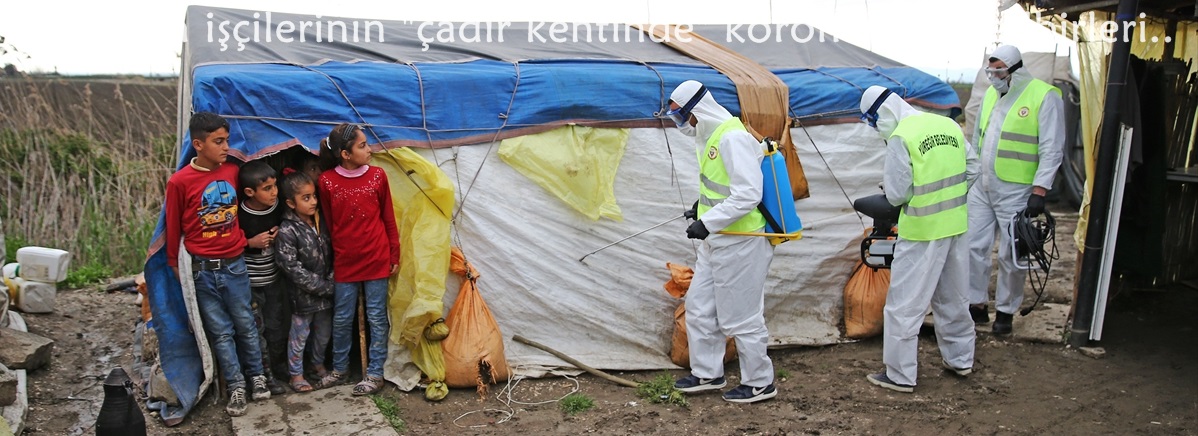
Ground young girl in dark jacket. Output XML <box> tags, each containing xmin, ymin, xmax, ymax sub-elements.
<box><xmin>274</xmin><ymin>168</ymin><xmax>334</xmax><ymax>392</ymax></box>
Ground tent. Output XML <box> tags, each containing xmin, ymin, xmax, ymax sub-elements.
<box><xmin>146</xmin><ymin>5</ymin><xmax>961</xmax><ymax>423</ymax></box>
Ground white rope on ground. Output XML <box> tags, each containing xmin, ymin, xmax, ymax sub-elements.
<box><xmin>450</xmin><ymin>366</ymin><xmax>581</xmax><ymax>429</ymax></box>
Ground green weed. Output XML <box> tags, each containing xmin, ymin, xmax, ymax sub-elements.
<box><xmin>635</xmin><ymin>373</ymin><xmax>687</xmax><ymax>408</ymax></box>
<box><xmin>559</xmin><ymin>392</ymin><xmax>595</xmax><ymax>416</ymax></box>
<box><xmin>64</xmin><ymin>263</ymin><xmax>112</xmax><ymax>289</ymax></box>
<box><xmin>776</xmin><ymin>368</ymin><xmax>791</xmax><ymax>380</ymax></box>
<box><xmin>370</xmin><ymin>394</ymin><xmax>407</xmax><ymax>433</ymax></box>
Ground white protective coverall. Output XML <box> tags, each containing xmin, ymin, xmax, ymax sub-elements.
<box><xmin>861</xmin><ymin>86</ymin><xmax>978</xmax><ymax>386</ymax></box>
<box><xmin>673</xmin><ymin>80</ymin><xmax>775</xmax><ymax>388</ymax></box>
<box><xmin>967</xmin><ymin>46</ymin><xmax>1065</xmax><ymax>315</ymax></box>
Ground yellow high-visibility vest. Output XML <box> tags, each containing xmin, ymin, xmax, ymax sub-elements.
<box><xmin>696</xmin><ymin>118</ymin><xmax>766</xmax><ymax>233</ymax></box>
<box><xmin>890</xmin><ymin>113</ymin><xmax>968</xmax><ymax>241</ymax></box>
<box><xmin>979</xmin><ymin>79</ymin><xmax>1060</xmax><ymax>184</ymax></box>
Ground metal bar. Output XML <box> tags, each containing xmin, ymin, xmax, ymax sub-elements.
<box><xmin>578</xmin><ymin>214</ymin><xmax>684</xmax><ymax>263</ymax></box>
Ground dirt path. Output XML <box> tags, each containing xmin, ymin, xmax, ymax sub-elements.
<box><xmin>14</xmin><ymin>204</ymin><xmax>1198</xmax><ymax>435</ymax></box>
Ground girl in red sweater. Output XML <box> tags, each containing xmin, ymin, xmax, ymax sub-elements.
<box><xmin>314</xmin><ymin>123</ymin><xmax>399</xmax><ymax>396</ymax></box>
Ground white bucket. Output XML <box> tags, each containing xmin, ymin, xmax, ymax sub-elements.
<box><xmin>16</xmin><ymin>247</ymin><xmax>71</xmax><ymax>283</ymax></box>
<box><xmin>8</xmin><ymin>277</ymin><xmax>55</xmax><ymax>313</ymax></box>
<box><xmin>2</xmin><ymin>263</ymin><xmax>17</xmax><ymax>279</ymax></box>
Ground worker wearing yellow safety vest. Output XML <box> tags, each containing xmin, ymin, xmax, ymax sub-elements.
<box><xmin>665</xmin><ymin>80</ymin><xmax>776</xmax><ymax>404</ymax></box>
<box><xmin>967</xmin><ymin>45</ymin><xmax>1065</xmax><ymax>335</ymax></box>
<box><xmin>858</xmin><ymin>86</ymin><xmax>980</xmax><ymax>394</ymax></box>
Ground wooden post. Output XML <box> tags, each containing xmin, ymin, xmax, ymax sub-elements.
<box><xmin>513</xmin><ymin>335</ymin><xmax>639</xmax><ymax>388</ymax></box>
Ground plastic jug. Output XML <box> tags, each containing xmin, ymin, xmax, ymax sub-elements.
<box><xmin>16</xmin><ymin>247</ymin><xmax>71</xmax><ymax>283</ymax></box>
<box><xmin>8</xmin><ymin>277</ymin><xmax>56</xmax><ymax>313</ymax></box>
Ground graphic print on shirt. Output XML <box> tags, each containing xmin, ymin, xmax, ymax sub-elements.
<box><xmin>198</xmin><ymin>180</ymin><xmax>238</xmax><ymax>238</ymax></box>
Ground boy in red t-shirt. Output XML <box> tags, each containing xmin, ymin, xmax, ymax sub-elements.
<box><xmin>164</xmin><ymin>112</ymin><xmax>270</xmax><ymax>416</ymax></box>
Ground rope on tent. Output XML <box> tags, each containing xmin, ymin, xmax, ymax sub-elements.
<box><xmin>292</xmin><ymin>63</ymin><xmax>449</xmax><ymax>220</ymax></box>
<box><xmin>638</xmin><ymin>61</ymin><xmax>692</xmax><ymax>223</ymax></box>
<box><xmin>864</xmin><ymin>67</ymin><xmax>910</xmax><ymax>97</ymax></box>
<box><xmin>791</xmin><ymin>111</ymin><xmax>866</xmax><ymax>230</ymax></box>
<box><xmin>450</xmin><ymin>61</ymin><xmax>523</xmax><ymax>232</ymax></box>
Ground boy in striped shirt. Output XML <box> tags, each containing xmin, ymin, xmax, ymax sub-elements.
<box><xmin>238</xmin><ymin>160</ymin><xmax>289</xmax><ymax>395</ymax></box>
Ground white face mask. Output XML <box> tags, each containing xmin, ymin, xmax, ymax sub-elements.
<box><xmin>678</xmin><ymin>122</ymin><xmax>696</xmax><ymax>137</ymax></box>
<box><xmin>990</xmin><ymin>75</ymin><xmax>1010</xmax><ymax>94</ymax></box>
<box><xmin>876</xmin><ymin>117</ymin><xmax>899</xmax><ymax>138</ymax></box>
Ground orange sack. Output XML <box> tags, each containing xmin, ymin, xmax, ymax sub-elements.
<box><xmin>443</xmin><ymin>247</ymin><xmax>511</xmax><ymax>395</ymax></box>
<box><xmin>843</xmin><ymin>259</ymin><xmax>890</xmax><ymax>339</ymax></box>
<box><xmin>664</xmin><ymin>262</ymin><xmax>736</xmax><ymax>367</ymax></box>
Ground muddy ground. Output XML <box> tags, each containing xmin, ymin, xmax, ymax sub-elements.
<box><xmin>15</xmin><ymin>203</ymin><xmax>1198</xmax><ymax>435</ymax></box>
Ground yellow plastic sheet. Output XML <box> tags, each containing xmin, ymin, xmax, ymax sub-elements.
<box><xmin>498</xmin><ymin>125</ymin><xmax>627</xmax><ymax>221</ymax></box>
<box><xmin>374</xmin><ymin>147</ymin><xmax>454</xmax><ymax>389</ymax></box>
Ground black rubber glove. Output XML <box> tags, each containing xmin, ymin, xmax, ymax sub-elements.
<box><xmin>684</xmin><ymin>200</ymin><xmax>698</xmax><ymax>220</ymax></box>
<box><xmin>1025</xmin><ymin>193</ymin><xmax>1046</xmax><ymax>217</ymax></box>
<box><xmin>686</xmin><ymin>220</ymin><xmax>710</xmax><ymax>240</ymax></box>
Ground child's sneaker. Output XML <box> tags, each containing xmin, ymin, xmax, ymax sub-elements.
<box><xmin>226</xmin><ymin>387</ymin><xmax>248</xmax><ymax>416</ymax></box>
<box><xmin>673</xmin><ymin>375</ymin><xmax>726</xmax><ymax>393</ymax></box>
<box><xmin>251</xmin><ymin>375</ymin><xmax>272</xmax><ymax>401</ymax></box>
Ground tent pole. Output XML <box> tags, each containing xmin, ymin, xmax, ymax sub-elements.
<box><xmin>1070</xmin><ymin>0</ymin><xmax>1139</xmax><ymax>348</ymax></box>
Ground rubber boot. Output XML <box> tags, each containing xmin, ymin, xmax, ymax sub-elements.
<box><xmin>992</xmin><ymin>311</ymin><xmax>1014</xmax><ymax>335</ymax></box>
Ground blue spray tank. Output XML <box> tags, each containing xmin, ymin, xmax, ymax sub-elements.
<box><xmin>719</xmin><ymin>137</ymin><xmax>803</xmax><ymax>245</ymax></box>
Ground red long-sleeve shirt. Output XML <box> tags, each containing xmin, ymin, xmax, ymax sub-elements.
<box><xmin>318</xmin><ymin>166</ymin><xmax>400</xmax><ymax>282</ymax></box>
<box><xmin>165</xmin><ymin>162</ymin><xmax>247</xmax><ymax>267</ymax></box>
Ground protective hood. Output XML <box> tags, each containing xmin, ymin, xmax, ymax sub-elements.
<box><xmin>989</xmin><ymin>45</ymin><xmax>1033</xmax><ymax>95</ymax></box>
<box><xmin>670</xmin><ymin>80</ymin><xmax>734</xmax><ymax>142</ymax></box>
<box><xmin>859</xmin><ymin>85</ymin><xmax>920</xmax><ymax>138</ymax></box>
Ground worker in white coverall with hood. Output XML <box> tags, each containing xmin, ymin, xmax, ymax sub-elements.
<box><xmin>859</xmin><ymin>85</ymin><xmax>978</xmax><ymax>393</ymax></box>
<box><xmin>968</xmin><ymin>45</ymin><xmax>1065</xmax><ymax>335</ymax></box>
<box><xmin>667</xmin><ymin>80</ymin><xmax>777</xmax><ymax>404</ymax></box>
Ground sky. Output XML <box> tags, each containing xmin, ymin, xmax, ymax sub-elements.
<box><xmin>0</xmin><ymin>0</ymin><xmax>1075</xmax><ymax>81</ymax></box>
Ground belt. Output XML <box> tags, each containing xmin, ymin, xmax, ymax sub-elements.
<box><xmin>192</xmin><ymin>256</ymin><xmax>241</xmax><ymax>271</ymax></box>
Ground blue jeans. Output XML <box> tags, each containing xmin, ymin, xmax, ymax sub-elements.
<box><xmin>192</xmin><ymin>256</ymin><xmax>264</xmax><ymax>390</ymax></box>
<box><xmin>331</xmin><ymin>279</ymin><xmax>390</xmax><ymax>378</ymax></box>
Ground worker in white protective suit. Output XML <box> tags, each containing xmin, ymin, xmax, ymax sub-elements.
<box><xmin>667</xmin><ymin>80</ymin><xmax>777</xmax><ymax>404</ymax></box>
<box><xmin>968</xmin><ymin>45</ymin><xmax>1065</xmax><ymax>335</ymax></box>
<box><xmin>859</xmin><ymin>85</ymin><xmax>979</xmax><ymax>393</ymax></box>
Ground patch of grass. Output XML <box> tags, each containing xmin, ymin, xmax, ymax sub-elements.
<box><xmin>370</xmin><ymin>394</ymin><xmax>407</xmax><ymax>433</ymax></box>
<box><xmin>559</xmin><ymin>392</ymin><xmax>595</xmax><ymax>416</ymax></box>
<box><xmin>63</xmin><ymin>263</ymin><xmax>112</xmax><ymax>289</ymax></box>
<box><xmin>4</xmin><ymin>234</ymin><xmax>26</xmax><ymax>264</ymax></box>
<box><xmin>775</xmin><ymin>368</ymin><xmax>791</xmax><ymax>380</ymax></box>
<box><xmin>635</xmin><ymin>372</ymin><xmax>687</xmax><ymax>408</ymax></box>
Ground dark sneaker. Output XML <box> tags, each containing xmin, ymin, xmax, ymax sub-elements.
<box><xmin>866</xmin><ymin>372</ymin><xmax>914</xmax><ymax>393</ymax></box>
<box><xmin>226</xmin><ymin>387</ymin><xmax>248</xmax><ymax>416</ymax></box>
<box><xmin>251</xmin><ymin>375</ymin><xmax>272</xmax><ymax>401</ymax></box>
<box><xmin>941</xmin><ymin>358</ymin><xmax>972</xmax><ymax>377</ymax></box>
<box><xmin>267</xmin><ymin>377</ymin><xmax>287</xmax><ymax>396</ymax></box>
<box><xmin>969</xmin><ymin>304</ymin><xmax>990</xmax><ymax>324</ymax></box>
<box><xmin>674</xmin><ymin>375</ymin><xmax>726</xmax><ymax>393</ymax></box>
<box><xmin>722</xmin><ymin>384</ymin><xmax>777</xmax><ymax>403</ymax></box>
<box><xmin>992</xmin><ymin>311</ymin><xmax>1013</xmax><ymax>335</ymax></box>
